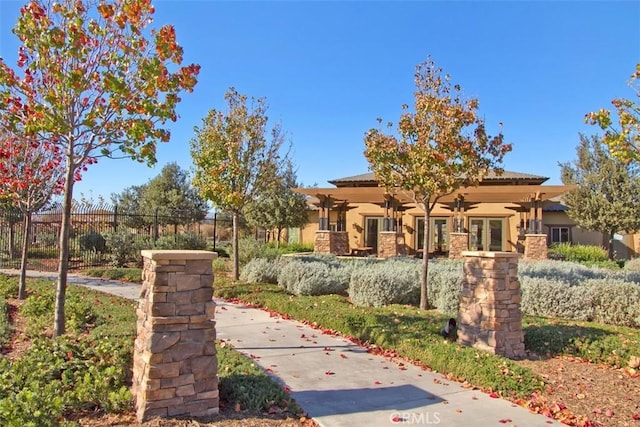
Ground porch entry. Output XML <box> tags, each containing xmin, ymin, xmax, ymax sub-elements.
<box><xmin>364</xmin><ymin>216</ymin><xmax>382</xmax><ymax>254</ymax></box>
<box><xmin>415</xmin><ymin>217</ymin><xmax>449</xmax><ymax>253</ymax></box>
<box><xmin>469</xmin><ymin>218</ymin><xmax>505</xmax><ymax>251</ymax></box>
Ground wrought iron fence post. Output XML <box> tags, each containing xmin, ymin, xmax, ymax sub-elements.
<box><xmin>154</xmin><ymin>208</ymin><xmax>159</xmax><ymax>241</ymax></box>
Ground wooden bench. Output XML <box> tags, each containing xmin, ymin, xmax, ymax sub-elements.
<box><xmin>351</xmin><ymin>246</ymin><xmax>373</xmax><ymax>257</ymax></box>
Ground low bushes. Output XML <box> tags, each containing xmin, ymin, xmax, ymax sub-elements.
<box><xmin>548</xmin><ymin>243</ymin><xmax>608</xmax><ymax>263</ymax></box>
<box><xmin>519</xmin><ymin>261</ymin><xmax>640</xmax><ymax>327</ymax></box>
<box><xmin>240</xmin><ymin>254</ymin><xmax>640</xmax><ymax>327</ymax></box>
<box><xmin>277</xmin><ymin>256</ymin><xmax>351</xmax><ymax>296</ymax></box>
<box><xmin>349</xmin><ymin>258</ymin><xmax>420</xmax><ymax>307</ymax></box>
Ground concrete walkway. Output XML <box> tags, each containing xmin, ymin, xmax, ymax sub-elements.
<box><xmin>1</xmin><ymin>269</ymin><xmax>559</xmax><ymax>427</ymax></box>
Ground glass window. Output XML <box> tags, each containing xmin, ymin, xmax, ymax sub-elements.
<box><xmin>550</xmin><ymin>227</ymin><xmax>570</xmax><ymax>243</ymax></box>
<box><xmin>415</xmin><ymin>217</ymin><xmax>449</xmax><ymax>252</ymax></box>
<box><xmin>469</xmin><ymin>218</ymin><xmax>505</xmax><ymax>251</ymax></box>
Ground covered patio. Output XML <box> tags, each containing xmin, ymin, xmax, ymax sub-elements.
<box><xmin>294</xmin><ymin>184</ymin><xmax>573</xmax><ymax>260</ymax></box>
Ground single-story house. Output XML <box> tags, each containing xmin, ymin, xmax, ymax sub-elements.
<box><xmin>290</xmin><ymin>171</ymin><xmax>638</xmax><ymax>260</ymax></box>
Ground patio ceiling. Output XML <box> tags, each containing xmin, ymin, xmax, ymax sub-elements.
<box><xmin>294</xmin><ymin>185</ymin><xmax>575</xmax><ymax>205</ymax></box>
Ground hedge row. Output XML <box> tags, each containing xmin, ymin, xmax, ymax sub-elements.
<box><xmin>240</xmin><ymin>255</ymin><xmax>640</xmax><ymax>327</ymax></box>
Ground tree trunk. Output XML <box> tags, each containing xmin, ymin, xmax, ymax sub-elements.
<box><xmin>276</xmin><ymin>227</ymin><xmax>282</xmax><ymax>249</ymax></box>
<box><xmin>232</xmin><ymin>211</ymin><xmax>239</xmax><ymax>280</ymax></box>
<box><xmin>420</xmin><ymin>205</ymin><xmax>430</xmax><ymax>310</ymax></box>
<box><xmin>54</xmin><ymin>160</ymin><xmax>75</xmax><ymax>337</ymax></box>
<box><xmin>18</xmin><ymin>211</ymin><xmax>32</xmax><ymax>300</ymax></box>
<box><xmin>607</xmin><ymin>231</ymin><xmax>615</xmax><ymax>260</ymax></box>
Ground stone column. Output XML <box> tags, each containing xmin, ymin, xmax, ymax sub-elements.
<box><xmin>378</xmin><ymin>231</ymin><xmax>400</xmax><ymax>258</ymax></box>
<box><xmin>523</xmin><ymin>234</ymin><xmax>548</xmax><ymax>260</ymax></box>
<box><xmin>133</xmin><ymin>250</ymin><xmax>219</xmax><ymax>422</ymax></box>
<box><xmin>457</xmin><ymin>251</ymin><xmax>525</xmax><ymax>359</ymax></box>
<box><xmin>314</xmin><ymin>231</ymin><xmax>348</xmax><ymax>255</ymax></box>
<box><xmin>314</xmin><ymin>230</ymin><xmax>331</xmax><ymax>254</ymax></box>
<box><xmin>448</xmin><ymin>232</ymin><xmax>469</xmax><ymax>259</ymax></box>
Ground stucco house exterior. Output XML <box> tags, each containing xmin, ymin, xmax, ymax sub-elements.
<box><xmin>290</xmin><ymin>171</ymin><xmax>638</xmax><ymax>260</ymax></box>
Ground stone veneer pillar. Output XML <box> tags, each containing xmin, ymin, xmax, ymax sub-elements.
<box><xmin>378</xmin><ymin>231</ymin><xmax>403</xmax><ymax>258</ymax></box>
<box><xmin>314</xmin><ymin>231</ymin><xmax>349</xmax><ymax>255</ymax></box>
<box><xmin>133</xmin><ymin>250</ymin><xmax>219</xmax><ymax>422</ymax></box>
<box><xmin>448</xmin><ymin>232</ymin><xmax>469</xmax><ymax>259</ymax></box>
<box><xmin>523</xmin><ymin>234</ymin><xmax>548</xmax><ymax>260</ymax></box>
<box><xmin>457</xmin><ymin>251</ymin><xmax>525</xmax><ymax>359</ymax></box>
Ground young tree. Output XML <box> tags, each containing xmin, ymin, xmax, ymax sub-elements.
<box><xmin>364</xmin><ymin>56</ymin><xmax>511</xmax><ymax>310</ymax></box>
<box><xmin>560</xmin><ymin>134</ymin><xmax>640</xmax><ymax>259</ymax></box>
<box><xmin>245</xmin><ymin>159</ymin><xmax>309</xmax><ymax>247</ymax></box>
<box><xmin>586</xmin><ymin>63</ymin><xmax>640</xmax><ymax>163</ymax></box>
<box><xmin>0</xmin><ymin>130</ymin><xmax>65</xmax><ymax>299</ymax></box>
<box><xmin>191</xmin><ymin>87</ymin><xmax>286</xmax><ymax>280</ymax></box>
<box><xmin>0</xmin><ymin>0</ymin><xmax>200</xmax><ymax>336</ymax></box>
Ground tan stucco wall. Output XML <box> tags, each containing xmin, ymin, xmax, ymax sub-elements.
<box><xmin>295</xmin><ymin>202</ymin><xmax>639</xmax><ymax>259</ymax></box>
<box><xmin>298</xmin><ymin>201</ymin><xmax>523</xmax><ymax>254</ymax></box>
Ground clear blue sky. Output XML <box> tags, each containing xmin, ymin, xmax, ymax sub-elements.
<box><xmin>1</xmin><ymin>0</ymin><xmax>639</xmax><ymax>202</ymax></box>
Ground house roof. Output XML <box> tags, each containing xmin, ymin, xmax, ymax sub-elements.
<box><xmin>328</xmin><ymin>170</ymin><xmax>549</xmax><ymax>186</ymax></box>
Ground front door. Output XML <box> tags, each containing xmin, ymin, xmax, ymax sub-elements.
<box><xmin>415</xmin><ymin>217</ymin><xmax>449</xmax><ymax>253</ymax></box>
<box><xmin>469</xmin><ymin>218</ymin><xmax>505</xmax><ymax>251</ymax></box>
<box><xmin>364</xmin><ymin>216</ymin><xmax>382</xmax><ymax>253</ymax></box>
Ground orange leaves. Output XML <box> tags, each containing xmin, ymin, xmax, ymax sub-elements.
<box><xmin>97</xmin><ymin>3</ymin><xmax>115</xmax><ymax>19</ymax></box>
<box><xmin>365</xmin><ymin>55</ymin><xmax>510</xmax><ymax>206</ymax></box>
<box><xmin>155</xmin><ymin>25</ymin><xmax>179</xmax><ymax>62</ymax></box>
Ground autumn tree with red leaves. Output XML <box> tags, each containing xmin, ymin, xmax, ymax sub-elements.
<box><xmin>0</xmin><ymin>130</ymin><xmax>65</xmax><ymax>299</ymax></box>
<box><xmin>364</xmin><ymin>56</ymin><xmax>511</xmax><ymax>310</ymax></box>
<box><xmin>0</xmin><ymin>0</ymin><xmax>200</xmax><ymax>336</ymax></box>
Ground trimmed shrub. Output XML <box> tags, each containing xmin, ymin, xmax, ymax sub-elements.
<box><xmin>520</xmin><ymin>277</ymin><xmax>594</xmax><ymax>322</ymax></box>
<box><xmin>625</xmin><ymin>257</ymin><xmax>640</xmax><ymax>272</ymax></box>
<box><xmin>349</xmin><ymin>258</ymin><xmax>420</xmax><ymax>307</ymax></box>
<box><xmin>520</xmin><ymin>265</ymin><xmax>640</xmax><ymax>327</ymax></box>
<box><xmin>277</xmin><ymin>257</ymin><xmax>349</xmax><ymax>296</ymax></box>
<box><xmin>584</xmin><ymin>279</ymin><xmax>640</xmax><ymax>327</ymax></box>
<box><xmin>427</xmin><ymin>259</ymin><xmax>464</xmax><ymax>316</ymax></box>
<box><xmin>240</xmin><ymin>257</ymin><xmax>283</xmax><ymax>284</ymax></box>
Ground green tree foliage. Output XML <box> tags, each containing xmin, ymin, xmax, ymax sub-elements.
<box><xmin>245</xmin><ymin>159</ymin><xmax>309</xmax><ymax>246</ymax></box>
<box><xmin>364</xmin><ymin>56</ymin><xmax>510</xmax><ymax>309</ymax></box>
<box><xmin>141</xmin><ymin>162</ymin><xmax>208</xmax><ymax>230</ymax></box>
<box><xmin>191</xmin><ymin>87</ymin><xmax>286</xmax><ymax>280</ymax></box>
<box><xmin>111</xmin><ymin>184</ymin><xmax>149</xmax><ymax>229</ymax></box>
<box><xmin>586</xmin><ymin>63</ymin><xmax>640</xmax><ymax>163</ymax></box>
<box><xmin>0</xmin><ymin>0</ymin><xmax>199</xmax><ymax>336</ymax></box>
<box><xmin>559</xmin><ymin>134</ymin><xmax>640</xmax><ymax>259</ymax></box>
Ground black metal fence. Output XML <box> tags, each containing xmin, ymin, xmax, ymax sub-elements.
<box><xmin>0</xmin><ymin>203</ymin><xmax>231</xmax><ymax>272</ymax></box>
